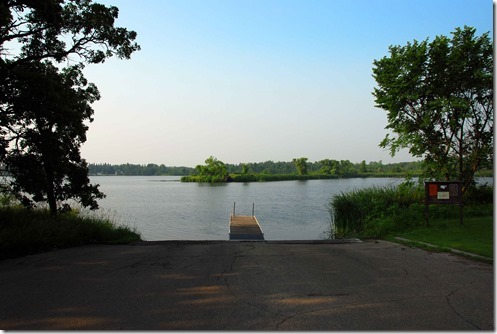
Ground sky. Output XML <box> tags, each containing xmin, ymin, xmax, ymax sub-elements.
<box><xmin>80</xmin><ymin>0</ymin><xmax>493</xmax><ymax>167</ymax></box>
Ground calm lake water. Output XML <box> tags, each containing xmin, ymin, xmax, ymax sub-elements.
<box><xmin>90</xmin><ymin>176</ymin><xmax>493</xmax><ymax>241</ymax></box>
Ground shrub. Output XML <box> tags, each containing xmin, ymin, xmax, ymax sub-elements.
<box><xmin>330</xmin><ymin>182</ymin><xmax>424</xmax><ymax>238</ymax></box>
<box><xmin>464</xmin><ymin>183</ymin><xmax>493</xmax><ymax>204</ymax></box>
<box><xmin>0</xmin><ymin>206</ymin><xmax>141</xmax><ymax>259</ymax></box>
<box><xmin>229</xmin><ymin>174</ymin><xmax>257</xmax><ymax>182</ymax></box>
<box><xmin>329</xmin><ymin>181</ymin><xmax>494</xmax><ymax>239</ymax></box>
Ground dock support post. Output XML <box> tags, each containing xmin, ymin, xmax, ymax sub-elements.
<box><xmin>252</xmin><ymin>203</ymin><xmax>255</xmax><ymax>217</ymax></box>
<box><xmin>233</xmin><ymin>202</ymin><xmax>236</xmax><ymax>217</ymax></box>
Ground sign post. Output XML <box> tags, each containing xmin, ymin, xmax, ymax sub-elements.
<box><xmin>424</xmin><ymin>181</ymin><xmax>463</xmax><ymax>226</ymax></box>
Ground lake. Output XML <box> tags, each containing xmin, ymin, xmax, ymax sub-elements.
<box><xmin>90</xmin><ymin>176</ymin><xmax>493</xmax><ymax>241</ymax></box>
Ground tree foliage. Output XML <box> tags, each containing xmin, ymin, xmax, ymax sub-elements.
<box><xmin>0</xmin><ymin>0</ymin><xmax>140</xmax><ymax>214</ymax></box>
<box><xmin>0</xmin><ymin>0</ymin><xmax>139</xmax><ymax>65</ymax></box>
<box><xmin>318</xmin><ymin>159</ymin><xmax>356</xmax><ymax>176</ymax></box>
<box><xmin>88</xmin><ymin>159</ymin><xmax>433</xmax><ymax>178</ymax></box>
<box><xmin>194</xmin><ymin>156</ymin><xmax>228</xmax><ymax>182</ymax></box>
<box><xmin>372</xmin><ymin>26</ymin><xmax>493</xmax><ymax>193</ymax></box>
<box><xmin>89</xmin><ymin>163</ymin><xmax>193</xmax><ymax>176</ymax></box>
<box><xmin>4</xmin><ymin>61</ymin><xmax>105</xmax><ymax>214</ymax></box>
<box><xmin>292</xmin><ymin>157</ymin><xmax>308</xmax><ymax>175</ymax></box>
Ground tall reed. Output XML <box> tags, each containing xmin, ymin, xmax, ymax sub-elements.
<box><xmin>0</xmin><ymin>205</ymin><xmax>141</xmax><ymax>259</ymax></box>
<box><xmin>329</xmin><ymin>181</ymin><xmax>493</xmax><ymax>238</ymax></box>
<box><xmin>329</xmin><ymin>182</ymin><xmax>424</xmax><ymax>238</ymax></box>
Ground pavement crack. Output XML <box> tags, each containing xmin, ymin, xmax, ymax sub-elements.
<box><xmin>218</xmin><ymin>243</ymin><xmax>255</xmax><ymax>288</ymax></box>
<box><xmin>275</xmin><ymin>313</ymin><xmax>298</xmax><ymax>329</ymax></box>
<box><xmin>216</xmin><ymin>243</ymin><xmax>287</xmax><ymax>320</ymax></box>
<box><xmin>307</xmin><ymin>293</ymin><xmax>349</xmax><ymax>297</ymax></box>
<box><xmin>275</xmin><ymin>294</ymin><xmax>454</xmax><ymax>330</ymax></box>
<box><xmin>113</xmin><ymin>259</ymin><xmax>171</xmax><ymax>274</ymax></box>
<box><xmin>445</xmin><ymin>286</ymin><xmax>481</xmax><ymax>330</ymax></box>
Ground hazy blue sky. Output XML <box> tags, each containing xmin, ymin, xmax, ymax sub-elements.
<box><xmin>81</xmin><ymin>0</ymin><xmax>493</xmax><ymax>167</ymax></box>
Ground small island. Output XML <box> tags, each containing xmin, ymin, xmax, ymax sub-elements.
<box><xmin>180</xmin><ymin>156</ymin><xmax>426</xmax><ymax>183</ymax></box>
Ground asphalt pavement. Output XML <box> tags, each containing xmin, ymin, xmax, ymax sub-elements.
<box><xmin>0</xmin><ymin>240</ymin><xmax>493</xmax><ymax>330</ymax></box>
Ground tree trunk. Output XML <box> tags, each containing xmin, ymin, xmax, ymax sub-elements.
<box><xmin>46</xmin><ymin>183</ymin><xmax>57</xmax><ymax>216</ymax></box>
<box><xmin>459</xmin><ymin>120</ymin><xmax>465</xmax><ymax>194</ymax></box>
<box><xmin>43</xmin><ymin>160</ymin><xmax>57</xmax><ymax>216</ymax></box>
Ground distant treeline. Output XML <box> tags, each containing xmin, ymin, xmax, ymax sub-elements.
<box><xmin>88</xmin><ymin>160</ymin><xmax>493</xmax><ymax>178</ymax></box>
<box><xmin>88</xmin><ymin>163</ymin><xmax>193</xmax><ymax>176</ymax></box>
<box><xmin>225</xmin><ymin>160</ymin><xmax>425</xmax><ymax>177</ymax></box>
<box><xmin>88</xmin><ymin>160</ymin><xmax>427</xmax><ymax>177</ymax></box>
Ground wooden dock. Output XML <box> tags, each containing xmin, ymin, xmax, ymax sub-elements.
<box><xmin>229</xmin><ymin>215</ymin><xmax>264</xmax><ymax>240</ymax></box>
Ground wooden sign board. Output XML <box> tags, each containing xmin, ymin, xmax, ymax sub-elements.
<box><xmin>425</xmin><ymin>181</ymin><xmax>463</xmax><ymax>205</ymax></box>
<box><xmin>424</xmin><ymin>181</ymin><xmax>463</xmax><ymax>225</ymax></box>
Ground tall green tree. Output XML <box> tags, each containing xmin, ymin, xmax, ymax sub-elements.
<box><xmin>292</xmin><ymin>157</ymin><xmax>308</xmax><ymax>175</ymax></box>
<box><xmin>359</xmin><ymin>160</ymin><xmax>368</xmax><ymax>173</ymax></box>
<box><xmin>0</xmin><ymin>0</ymin><xmax>140</xmax><ymax>214</ymax></box>
<box><xmin>372</xmin><ymin>26</ymin><xmax>493</xmax><ymax>193</ymax></box>
<box><xmin>5</xmin><ymin>61</ymin><xmax>104</xmax><ymax>214</ymax></box>
<box><xmin>241</xmin><ymin>163</ymin><xmax>250</xmax><ymax>175</ymax></box>
<box><xmin>319</xmin><ymin>159</ymin><xmax>337</xmax><ymax>175</ymax></box>
<box><xmin>195</xmin><ymin>156</ymin><xmax>228</xmax><ymax>182</ymax></box>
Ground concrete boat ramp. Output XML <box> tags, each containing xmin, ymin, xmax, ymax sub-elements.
<box><xmin>0</xmin><ymin>240</ymin><xmax>492</xmax><ymax>330</ymax></box>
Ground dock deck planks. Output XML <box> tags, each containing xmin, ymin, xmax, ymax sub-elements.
<box><xmin>229</xmin><ymin>215</ymin><xmax>264</xmax><ymax>240</ymax></box>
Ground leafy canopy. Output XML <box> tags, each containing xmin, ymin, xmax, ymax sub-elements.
<box><xmin>0</xmin><ymin>0</ymin><xmax>140</xmax><ymax>64</ymax></box>
<box><xmin>195</xmin><ymin>156</ymin><xmax>228</xmax><ymax>181</ymax></box>
<box><xmin>0</xmin><ymin>0</ymin><xmax>140</xmax><ymax>214</ymax></box>
<box><xmin>372</xmin><ymin>26</ymin><xmax>493</xmax><ymax>193</ymax></box>
<box><xmin>292</xmin><ymin>157</ymin><xmax>308</xmax><ymax>175</ymax></box>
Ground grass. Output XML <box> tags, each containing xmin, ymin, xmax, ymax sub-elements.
<box><xmin>329</xmin><ymin>183</ymin><xmax>425</xmax><ymax>238</ymax></box>
<box><xmin>0</xmin><ymin>206</ymin><xmax>142</xmax><ymax>260</ymax></box>
<box><xmin>393</xmin><ymin>215</ymin><xmax>493</xmax><ymax>259</ymax></box>
<box><xmin>329</xmin><ymin>182</ymin><xmax>493</xmax><ymax>260</ymax></box>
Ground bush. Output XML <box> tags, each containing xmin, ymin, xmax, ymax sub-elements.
<box><xmin>229</xmin><ymin>174</ymin><xmax>258</xmax><ymax>182</ymax></box>
<box><xmin>329</xmin><ymin>181</ymin><xmax>494</xmax><ymax>239</ymax></box>
<box><xmin>329</xmin><ymin>182</ymin><xmax>424</xmax><ymax>238</ymax></box>
<box><xmin>180</xmin><ymin>174</ymin><xmax>229</xmax><ymax>183</ymax></box>
<box><xmin>464</xmin><ymin>183</ymin><xmax>493</xmax><ymax>204</ymax></box>
<box><xmin>0</xmin><ymin>206</ymin><xmax>141</xmax><ymax>259</ymax></box>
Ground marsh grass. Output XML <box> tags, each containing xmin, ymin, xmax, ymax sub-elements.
<box><xmin>329</xmin><ymin>183</ymin><xmax>425</xmax><ymax>238</ymax></box>
<box><xmin>0</xmin><ymin>205</ymin><xmax>141</xmax><ymax>260</ymax></box>
<box><xmin>329</xmin><ymin>182</ymin><xmax>493</xmax><ymax>244</ymax></box>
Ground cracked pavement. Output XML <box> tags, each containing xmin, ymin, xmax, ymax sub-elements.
<box><xmin>0</xmin><ymin>240</ymin><xmax>493</xmax><ymax>330</ymax></box>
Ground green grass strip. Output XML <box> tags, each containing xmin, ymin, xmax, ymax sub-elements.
<box><xmin>393</xmin><ymin>216</ymin><xmax>493</xmax><ymax>259</ymax></box>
